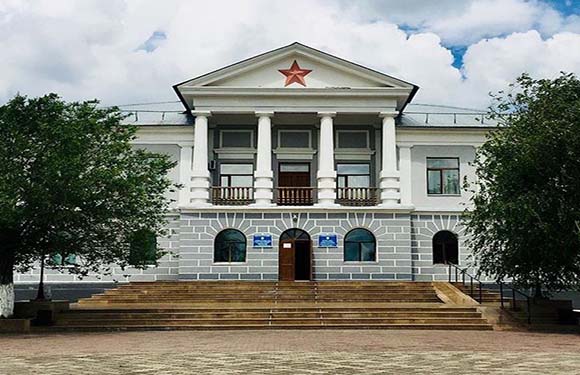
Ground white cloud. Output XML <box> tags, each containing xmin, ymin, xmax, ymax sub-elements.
<box><xmin>0</xmin><ymin>0</ymin><xmax>579</xmax><ymax>110</ymax></box>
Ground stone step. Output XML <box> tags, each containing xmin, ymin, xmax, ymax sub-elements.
<box><xmin>56</xmin><ymin>317</ymin><xmax>489</xmax><ymax>326</ymax></box>
<box><xmin>48</xmin><ymin>323</ymin><xmax>493</xmax><ymax>331</ymax></box>
<box><xmin>58</xmin><ymin>311</ymin><xmax>483</xmax><ymax>320</ymax></box>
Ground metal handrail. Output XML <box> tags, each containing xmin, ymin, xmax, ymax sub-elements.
<box><xmin>447</xmin><ymin>263</ymin><xmax>532</xmax><ymax>324</ymax></box>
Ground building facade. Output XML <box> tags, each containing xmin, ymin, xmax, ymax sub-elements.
<box><xmin>15</xmin><ymin>42</ymin><xmax>494</xmax><ymax>286</ymax></box>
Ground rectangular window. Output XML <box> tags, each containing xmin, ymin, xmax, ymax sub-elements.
<box><xmin>337</xmin><ymin>164</ymin><xmax>371</xmax><ymax>188</ymax></box>
<box><xmin>220</xmin><ymin>163</ymin><xmax>253</xmax><ymax>187</ymax></box>
<box><xmin>221</xmin><ymin>131</ymin><xmax>252</xmax><ymax>148</ymax></box>
<box><xmin>427</xmin><ymin>158</ymin><xmax>460</xmax><ymax>195</ymax></box>
<box><xmin>50</xmin><ymin>253</ymin><xmax>77</xmax><ymax>266</ymax></box>
<box><xmin>279</xmin><ymin>131</ymin><xmax>310</xmax><ymax>148</ymax></box>
<box><xmin>337</xmin><ymin>131</ymin><xmax>368</xmax><ymax>149</ymax></box>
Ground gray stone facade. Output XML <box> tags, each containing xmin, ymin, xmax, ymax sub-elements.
<box><xmin>180</xmin><ymin>211</ymin><xmax>413</xmax><ymax>281</ymax></box>
<box><xmin>15</xmin><ymin>211</ymin><xmax>477</xmax><ymax>284</ymax></box>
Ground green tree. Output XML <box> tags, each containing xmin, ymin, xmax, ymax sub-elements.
<box><xmin>0</xmin><ymin>94</ymin><xmax>177</xmax><ymax>317</ymax></box>
<box><xmin>465</xmin><ymin>73</ymin><xmax>580</xmax><ymax>297</ymax></box>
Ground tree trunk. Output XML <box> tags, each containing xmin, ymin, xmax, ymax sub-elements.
<box><xmin>0</xmin><ymin>246</ymin><xmax>15</xmax><ymax>318</ymax></box>
<box><xmin>533</xmin><ymin>283</ymin><xmax>544</xmax><ymax>299</ymax></box>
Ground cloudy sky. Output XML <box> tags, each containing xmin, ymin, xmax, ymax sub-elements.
<box><xmin>1</xmin><ymin>0</ymin><xmax>579</xmax><ymax>109</ymax></box>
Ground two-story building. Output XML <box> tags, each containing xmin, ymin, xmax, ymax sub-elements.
<box><xmin>16</xmin><ymin>42</ymin><xmax>494</xmax><ymax>287</ymax></box>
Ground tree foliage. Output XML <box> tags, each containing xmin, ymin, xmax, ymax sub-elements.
<box><xmin>0</xmin><ymin>94</ymin><xmax>177</xmax><ymax>294</ymax></box>
<box><xmin>465</xmin><ymin>73</ymin><xmax>580</xmax><ymax>293</ymax></box>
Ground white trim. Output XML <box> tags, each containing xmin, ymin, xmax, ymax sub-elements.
<box><xmin>180</xmin><ymin>205</ymin><xmax>415</xmax><ymax>213</ymax></box>
<box><xmin>181</xmin><ymin>87</ymin><xmax>413</xmax><ymax>97</ymax></box>
<box><xmin>334</xmin><ymin>149</ymin><xmax>374</xmax><ymax>161</ymax></box>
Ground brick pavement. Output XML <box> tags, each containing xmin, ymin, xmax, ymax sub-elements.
<box><xmin>1</xmin><ymin>330</ymin><xmax>579</xmax><ymax>374</ymax></box>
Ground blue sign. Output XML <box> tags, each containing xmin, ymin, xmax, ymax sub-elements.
<box><xmin>318</xmin><ymin>233</ymin><xmax>338</xmax><ymax>248</ymax></box>
<box><xmin>253</xmin><ymin>234</ymin><xmax>272</xmax><ymax>248</ymax></box>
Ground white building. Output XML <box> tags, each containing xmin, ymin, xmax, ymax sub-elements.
<box><xmin>16</xmin><ymin>42</ymin><xmax>494</xmax><ymax>286</ymax></box>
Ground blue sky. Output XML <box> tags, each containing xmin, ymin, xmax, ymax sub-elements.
<box><xmin>1</xmin><ymin>0</ymin><xmax>580</xmax><ymax>108</ymax></box>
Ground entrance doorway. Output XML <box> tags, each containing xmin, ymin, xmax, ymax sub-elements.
<box><xmin>278</xmin><ymin>228</ymin><xmax>312</xmax><ymax>281</ymax></box>
<box><xmin>278</xmin><ymin>163</ymin><xmax>313</xmax><ymax>205</ymax></box>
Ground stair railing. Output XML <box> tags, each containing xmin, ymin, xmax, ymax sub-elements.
<box><xmin>447</xmin><ymin>262</ymin><xmax>532</xmax><ymax>324</ymax></box>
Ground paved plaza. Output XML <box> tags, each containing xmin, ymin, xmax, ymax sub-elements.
<box><xmin>1</xmin><ymin>330</ymin><xmax>579</xmax><ymax>374</ymax></box>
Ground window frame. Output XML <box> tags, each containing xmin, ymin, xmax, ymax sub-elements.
<box><xmin>343</xmin><ymin>228</ymin><xmax>377</xmax><ymax>262</ymax></box>
<box><xmin>335</xmin><ymin>130</ymin><xmax>370</xmax><ymax>149</ymax></box>
<box><xmin>50</xmin><ymin>253</ymin><xmax>78</xmax><ymax>268</ymax></box>
<box><xmin>426</xmin><ymin>157</ymin><xmax>461</xmax><ymax>196</ymax></box>
<box><xmin>213</xmin><ymin>229</ymin><xmax>247</xmax><ymax>264</ymax></box>
<box><xmin>432</xmin><ymin>230</ymin><xmax>459</xmax><ymax>265</ymax></box>
<box><xmin>219</xmin><ymin>162</ymin><xmax>254</xmax><ymax>187</ymax></box>
<box><xmin>336</xmin><ymin>163</ymin><xmax>371</xmax><ymax>188</ymax></box>
<box><xmin>219</xmin><ymin>130</ymin><xmax>254</xmax><ymax>149</ymax></box>
<box><xmin>277</xmin><ymin>129</ymin><xmax>312</xmax><ymax>149</ymax></box>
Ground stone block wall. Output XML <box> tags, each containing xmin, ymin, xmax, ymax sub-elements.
<box><xmin>178</xmin><ymin>211</ymin><xmax>413</xmax><ymax>281</ymax></box>
<box><xmin>410</xmin><ymin>213</ymin><xmax>473</xmax><ymax>281</ymax></box>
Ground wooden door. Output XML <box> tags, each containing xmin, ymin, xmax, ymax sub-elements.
<box><xmin>278</xmin><ymin>164</ymin><xmax>310</xmax><ymax>187</ymax></box>
<box><xmin>279</xmin><ymin>240</ymin><xmax>295</xmax><ymax>281</ymax></box>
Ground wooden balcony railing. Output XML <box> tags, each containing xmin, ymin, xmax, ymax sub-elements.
<box><xmin>211</xmin><ymin>187</ymin><xmax>254</xmax><ymax>205</ymax></box>
<box><xmin>336</xmin><ymin>187</ymin><xmax>380</xmax><ymax>206</ymax></box>
<box><xmin>275</xmin><ymin>187</ymin><xmax>316</xmax><ymax>206</ymax></box>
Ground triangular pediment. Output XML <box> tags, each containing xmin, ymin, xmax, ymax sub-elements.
<box><xmin>175</xmin><ymin>42</ymin><xmax>417</xmax><ymax>90</ymax></box>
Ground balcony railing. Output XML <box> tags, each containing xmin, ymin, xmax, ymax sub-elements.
<box><xmin>275</xmin><ymin>187</ymin><xmax>316</xmax><ymax>206</ymax></box>
<box><xmin>336</xmin><ymin>187</ymin><xmax>380</xmax><ymax>206</ymax></box>
<box><xmin>211</xmin><ymin>187</ymin><xmax>254</xmax><ymax>205</ymax></box>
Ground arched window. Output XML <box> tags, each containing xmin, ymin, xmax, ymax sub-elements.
<box><xmin>214</xmin><ymin>229</ymin><xmax>246</xmax><ymax>263</ymax></box>
<box><xmin>432</xmin><ymin>231</ymin><xmax>458</xmax><ymax>264</ymax></box>
<box><xmin>344</xmin><ymin>228</ymin><xmax>376</xmax><ymax>262</ymax></box>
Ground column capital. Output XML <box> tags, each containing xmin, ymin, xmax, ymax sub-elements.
<box><xmin>191</xmin><ymin>110</ymin><xmax>212</xmax><ymax>117</ymax></box>
<box><xmin>317</xmin><ymin>111</ymin><xmax>336</xmax><ymax>118</ymax></box>
<box><xmin>379</xmin><ymin>111</ymin><xmax>399</xmax><ymax>118</ymax></box>
<box><xmin>255</xmin><ymin>111</ymin><xmax>274</xmax><ymax>118</ymax></box>
<box><xmin>398</xmin><ymin>144</ymin><xmax>414</xmax><ymax>149</ymax></box>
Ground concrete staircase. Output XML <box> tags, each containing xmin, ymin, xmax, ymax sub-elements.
<box><xmin>53</xmin><ymin>281</ymin><xmax>493</xmax><ymax>331</ymax></box>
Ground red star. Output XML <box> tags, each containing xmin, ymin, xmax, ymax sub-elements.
<box><xmin>278</xmin><ymin>60</ymin><xmax>312</xmax><ymax>87</ymax></box>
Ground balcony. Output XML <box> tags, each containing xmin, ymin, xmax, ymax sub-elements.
<box><xmin>211</xmin><ymin>187</ymin><xmax>254</xmax><ymax>205</ymax></box>
<box><xmin>336</xmin><ymin>187</ymin><xmax>380</xmax><ymax>206</ymax></box>
<box><xmin>275</xmin><ymin>187</ymin><xmax>316</xmax><ymax>206</ymax></box>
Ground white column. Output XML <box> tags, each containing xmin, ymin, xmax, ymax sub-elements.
<box><xmin>190</xmin><ymin>111</ymin><xmax>211</xmax><ymax>206</ymax></box>
<box><xmin>399</xmin><ymin>145</ymin><xmax>414</xmax><ymax>207</ymax></box>
<box><xmin>316</xmin><ymin>112</ymin><xmax>338</xmax><ymax>206</ymax></box>
<box><xmin>177</xmin><ymin>143</ymin><xmax>194</xmax><ymax>207</ymax></box>
<box><xmin>379</xmin><ymin>112</ymin><xmax>401</xmax><ymax>206</ymax></box>
<box><xmin>253</xmin><ymin>111</ymin><xmax>274</xmax><ymax>206</ymax></box>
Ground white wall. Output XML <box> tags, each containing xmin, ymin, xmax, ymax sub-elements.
<box><xmin>132</xmin><ymin>143</ymin><xmax>181</xmax><ymax>208</ymax></box>
<box><xmin>409</xmin><ymin>145</ymin><xmax>477</xmax><ymax>211</ymax></box>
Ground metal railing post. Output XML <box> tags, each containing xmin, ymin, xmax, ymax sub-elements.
<box><xmin>455</xmin><ymin>267</ymin><xmax>458</xmax><ymax>283</ymax></box>
<box><xmin>479</xmin><ymin>282</ymin><xmax>483</xmax><ymax>303</ymax></box>
<box><xmin>499</xmin><ymin>283</ymin><xmax>504</xmax><ymax>309</ymax></box>
<box><xmin>448</xmin><ymin>264</ymin><xmax>451</xmax><ymax>282</ymax></box>
<box><xmin>470</xmin><ymin>277</ymin><xmax>474</xmax><ymax>297</ymax></box>
<box><xmin>462</xmin><ymin>271</ymin><xmax>465</xmax><ymax>286</ymax></box>
<box><xmin>512</xmin><ymin>288</ymin><xmax>516</xmax><ymax>311</ymax></box>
